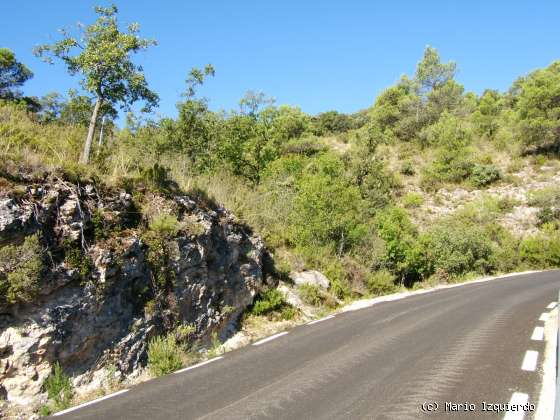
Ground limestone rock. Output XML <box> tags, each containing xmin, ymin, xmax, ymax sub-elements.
<box><xmin>0</xmin><ymin>175</ymin><xmax>268</xmax><ymax>414</ymax></box>
<box><xmin>289</xmin><ymin>270</ymin><xmax>330</xmax><ymax>289</ymax></box>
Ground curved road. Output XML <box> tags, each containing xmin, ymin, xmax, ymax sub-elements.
<box><xmin>55</xmin><ymin>270</ymin><xmax>560</xmax><ymax>419</ymax></box>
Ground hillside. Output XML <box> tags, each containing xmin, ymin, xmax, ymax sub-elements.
<box><xmin>1</xmin><ymin>27</ymin><xmax>560</xmax><ymax>416</ymax></box>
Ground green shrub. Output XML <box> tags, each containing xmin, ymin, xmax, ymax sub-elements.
<box><xmin>488</xmin><ymin>227</ymin><xmax>520</xmax><ymax>273</ymax></box>
<box><xmin>147</xmin><ymin>334</ymin><xmax>184</xmax><ymax>377</ymax></box>
<box><xmin>366</xmin><ymin>270</ymin><xmax>397</xmax><ymax>296</ymax></box>
<box><xmin>374</xmin><ymin>207</ymin><xmax>423</xmax><ymax>285</ymax></box>
<box><xmin>298</xmin><ymin>283</ymin><xmax>338</xmax><ymax>308</ymax></box>
<box><xmin>43</xmin><ymin>362</ymin><xmax>73</xmax><ymax>411</ymax></box>
<box><xmin>469</xmin><ymin>164</ymin><xmax>501</xmax><ymax>187</ymax></box>
<box><xmin>496</xmin><ymin>197</ymin><xmax>519</xmax><ymax>213</ymax></box>
<box><xmin>289</xmin><ymin>154</ymin><xmax>367</xmax><ymax>253</ymax></box>
<box><xmin>279</xmin><ymin>305</ymin><xmax>298</xmax><ymax>320</ymax></box>
<box><xmin>297</xmin><ymin>284</ymin><xmax>323</xmax><ymax>306</ymax></box>
<box><xmin>420</xmin><ymin>220</ymin><xmax>494</xmax><ymax>279</ymax></box>
<box><xmin>64</xmin><ymin>245</ymin><xmax>92</xmax><ymax>279</ymax></box>
<box><xmin>140</xmin><ymin>163</ymin><xmax>175</xmax><ymax>193</ymax></box>
<box><xmin>282</xmin><ymin>137</ymin><xmax>326</xmax><ymax>156</ymax></box>
<box><xmin>528</xmin><ymin>187</ymin><xmax>560</xmax><ymax>208</ymax></box>
<box><xmin>0</xmin><ymin>234</ymin><xmax>44</xmax><ymax>305</ymax></box>
<box><xmin>250</xmin><ymin>288</ymin><xmax>286</xmax><ymax>316</ymax></box>
<box><xmin>520</xmin><ymin>229</ymin><xmax>560</xmax><ymax>268</ymax></box>
<box><xmin>421</xmin><ymin>112</ymin><xmax>472</xmax><ymax>148</ymax></box>
<box><xmin>536</xmin><ymin>207</ymin><xmax>560</xmax><ymax>227</ymax></box>
<box><xmin>149</xmin><ymin>214</ymin><xmax>180</xmax><ymax>237</ymax></box>
<box><xmin>402</xmin><ymin>192</ymin><xmax>424</xmax><ymax>208</ymax></box>
<box><xmin>422</xmin><ymin>150</ymin><xmax>474</xmax><ymax>188</ymax></box>
<box><xmin>514</xmin><ymin>61</ymin><xmax>560</xmax><ymax>152</ymax></box>
<box><xmin>400</xmin><ymin>161</ymin><xmax>416</xmax><ymax>176</ymax></box>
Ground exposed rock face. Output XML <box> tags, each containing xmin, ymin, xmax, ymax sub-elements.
<box><xmin>408</xmin><ymin>166</ymin><xmax>560</xmax><ymax>236</ymax></box>
<box><xmin>0</xmin><ymin>174</ymin><xmax>268</xmax><ymax>412</ymax></box>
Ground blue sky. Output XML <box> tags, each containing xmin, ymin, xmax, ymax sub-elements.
<box><xmin>2</xmin><ymin>0</ymin><xmax>560</xmax><ymax>119</ymax></box>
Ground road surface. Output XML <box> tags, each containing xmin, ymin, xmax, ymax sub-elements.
<box><xmin>55</xmin><ymin>270</ymin><xmax>560</xmax><ymax>419</ymax></box>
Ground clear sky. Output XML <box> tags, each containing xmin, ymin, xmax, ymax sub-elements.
<box><xmin>2</xmin><ymin>0</ymin><xmax>560</xmax><ymax>119</ymax></box>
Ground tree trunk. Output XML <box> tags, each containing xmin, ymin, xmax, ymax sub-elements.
<box><xmin>97</xmin><ymin>115</ymin><xmax>106</xmax><ymax>155</ymax></box>
<box><xmin>80</xmin><ymin>97</ymin><xmax>102</xmax><ymax>165</ymax></box>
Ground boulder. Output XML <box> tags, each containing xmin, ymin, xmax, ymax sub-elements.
<box><xmin>289</xmin><ymin>270</ymin><xmax>330</xmax><ymax>289</ymax></box>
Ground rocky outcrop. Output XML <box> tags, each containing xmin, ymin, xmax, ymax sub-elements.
<box><xmin>0</xmin><ymin>173</ymin><xmax>269</xmax><ymax>412</ymax></box>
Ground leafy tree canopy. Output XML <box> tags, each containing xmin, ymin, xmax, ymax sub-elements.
<box><xmin>34</xmin><ymin>4</ymin><xmax>159</xmax><ymax>163</ymax></box>
<box><xmin>0</xmin><ymin>48</ymin><xmax>33</xmax><ymax>100</ymax></box>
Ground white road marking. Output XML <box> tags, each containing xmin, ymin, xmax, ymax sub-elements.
<box><xmin>521</xmin><ymin>350</ymin><xmax>539</xmax><ymax>372</ymax></box>
<box><xmin>503</xmin><ymin>392</ymin><xmax>529</xmax><ymax>420</ymax></box>
<box><xmin>307</xmin><ymin>315</ymin><xmax>335</xmax><ymax>325</ymax></box>
<box><xmin>535</xmin><ymin>307</ymin><xmax>557</xmax><ymax>419</ymax></box>
<box><xmin>252</xmin><ymin>332</ymin><xmax>289</xmax><ymax>346</ymax></box>
<box><xmin>173</xmin><ymin>356</ymin><xmax>223</xmax><ymax>374</ymax></box>
<box><xmin>531</xmin><ymin>327</ymin><xmax>545</xmax><ymax>341</ymax></box>
<box><xmin>539</xmin><ymin>313</ymin><xmax>548</xmax><ymax>322</ymax></box>
<box><xmin>53</xmin><ymin>389</ymin><xmax>129</xmax><ymax>416</ymax></box>
<box><xmin>546</xmin><ymin>302</ymin><xmax>557</xmax><ymax>309</ymax></box>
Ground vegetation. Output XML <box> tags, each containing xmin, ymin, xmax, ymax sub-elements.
<box><xmin>250</xmin><ymin>288</ymin><xmax>298</xmax><ymax>320</ymax></box>
<box><xmin>0</xmin><ymin>234</ymin><xmax>44</xmax><ymax>305</ymax></box>
<box><xmin>297</xmin><ymin>284</ymin><xmax>338</xmax><ymax>308</ymax></box>
<box><xmin>1</xmin><ymin>4</ymin><xmax>559</xmax><ymax>315</ymax></box>
<box><xmin>0</xmin><ymin>48</ymin><xmax>33</xmax><ymax>101</ymax></box>
<box><xmin>147</xmin><ymin>333</ymin><xmax>185</xmax><ymax>377</ymax></box>
<box><xmin>34</xmin><ymin>5</ymin><xmax>158</xmax><ymax>164</ymax></box>
<box><xmin>41</xmin><ymin>362</ymin><xmax>73</xmax><ymax>413</ymax></box>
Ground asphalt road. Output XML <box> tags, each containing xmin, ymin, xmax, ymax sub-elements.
<box><xmin>55</xmin><ymin>270</ymin><xmax>560</xmax><ymax>420</ymax></box>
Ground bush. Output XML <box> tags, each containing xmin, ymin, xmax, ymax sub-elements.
<box><xmin>537</xmin><ymin>207</ymin><xmax>560</xmax><ymax>227</ymax></box>
<box><xmin>147</xmin><ymin>334</ymin><xmax>184</xmax><ymax>377</ymax></box>
<box><xmin>289</xmin><ymin>153</ymin><xmax>366</xmax><ymax>253</ymax></box>
<box><xmin>528</xmin><ymin>187</ymin><xmax>560</xmax><ymax>208</ymax></box>
<box><xmin>422</xmin><ymin>149</ymin><xmax>474</xmax><ymax>188</ymax></box>
<box><xmin>0</xmin><ymin>234</ymin><xmax>44</xmax><ymax>305</ymax></box>
<box><xmin>297</xmin><ymin>284</ymin><xmax>323</xmax><ymax>306</ymax></box>
<box><xmin>421</xmin><ymin>112</ymin><xmax>472</xmax><ymax>148</ymax></box>
<box><xmin>281</xmin><ymin>137</ymin><xmax>326</xmax><ymax>156</ymax></box>
<box><xmin>43</xmin><ymin>362</ymin><xmax>73</xmax><ymax>411</ymax></box>
<box><xmin>520</xmin><ymin>229</ymin><xmax>560</xmax><ymax>268</ymax></box>
<box><xmin>402</xmin><ymin>192</ymin><xmax>424</xmax><ymax>208</ymax></box>
<box><xmin>250</xmin><ymin>289</ymin><xmax>286</xmax><ymax>316</ymax></box>
<box><xmin>63</xmin><ymin>244</ymin><xmax>92</xmax><ymax>279</ymax></box>
<box><xmin>311</xmin><ymin>111</ymin><xmax>354</xmax><ymax>135</ymax></box>
<box><xmin>140</xmin><ymin>163</ymin><xmax>176</xmax><ymax>193</ymax></box>
<box><xmin>366</xmin><ymin>270</ymin><xmax>397</xmax><ymax>296</ymax></box>
<box><xmin>514</xmin><ymin>61</ymin><xmax>560</xmax><ymax>152</ymax></box>
<box><xmin>297</xmin><ymin>283</ymin><xmax>338</xmax><ymax>308</ymax></box>
<box><xmin>349</xmin><ymin>155</ymin><xmax>398</xmax><ymax>209</ymax></box>
<box><xmin>374</xmin><ymin>207</ymin><xmax>423</xmax><ymax>285</ymax></box>
<box><xmin>420</xmin><ymin>220</ymin><xmax>495</xmax><ymax>279</ymax></box>
<box><xmin>400</xmin><ymin>161</ymin><xmax>416</xmax><ymax>176</ymax></box>
<box><xmin>469</xmin><ymin>164</ymin><xmax>501</xmax><ymax>187</ymax></box>
<box><xmin>149</xmin><ymin>214</ymin><xmax>180</xmax><ymax>237</ymax></box>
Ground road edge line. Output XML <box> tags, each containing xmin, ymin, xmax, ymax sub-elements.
<box><xmin>307</xmin><ymin>315</ymin><xmax>335</xmax><ymax>325</ymax></box>
<box><xmin>53</xmin><ymin>389</ymin><xmax>129</xmax><ymax>416</ymax></box>
<box><xmin>252</xmin><ymin>331</ymin><xmax>289</xmax><ymax>346</ymax></box>
<box><xmin>173</xmin><ymin>356</ymin><xmax>224</xmax><ymax>374</ymax></box>
<box><xmin>535</xmin><ymin>306</ymin><xmax>557</xmax><ymax>419</ymax></box>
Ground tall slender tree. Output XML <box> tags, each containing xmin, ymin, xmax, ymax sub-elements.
<box><xmin>34</xmin><ymin>5</ymin><xmax>159</xmax><ymax>164</ymax></box>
